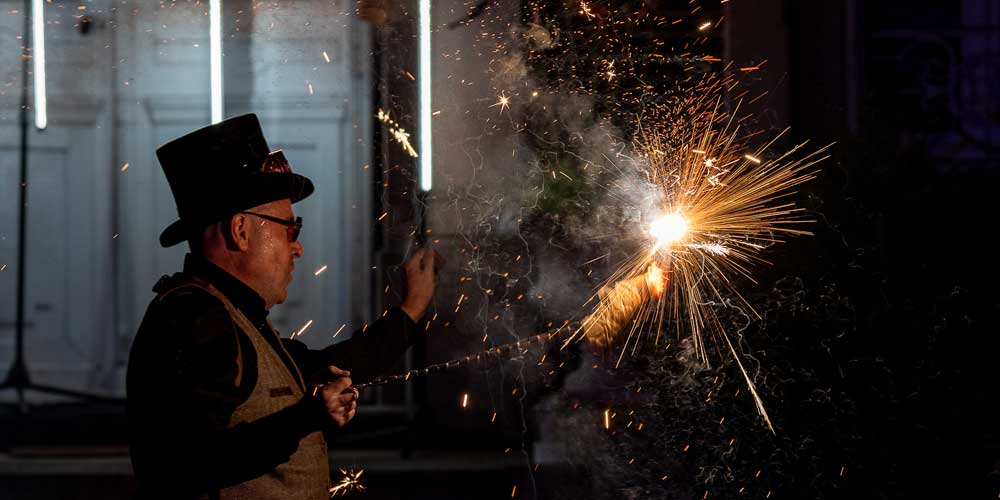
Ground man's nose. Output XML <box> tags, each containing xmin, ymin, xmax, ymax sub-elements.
<box><xmin>292</xmin><ymin>240</ymin><xmax>304</xmax><ymax>258</ymax></box>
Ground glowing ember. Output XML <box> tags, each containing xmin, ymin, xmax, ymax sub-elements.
<box><xmin>490</xmin><ymin>93</ymin><xmax>511</xmax><ymax>114</ymax></box>
<box><xmin>376</xmin><ymin>108</ymin><xmax>418</xmax><ymax>158</ymax></box>
<box><xmin>329</xmin><ymin>468</ymin><xmax>365</xmax><ymax>497</ymax></box>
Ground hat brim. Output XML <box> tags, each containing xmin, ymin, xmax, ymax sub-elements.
<box><xmin>159</xmin><ymin>172</ymin><xmax>314</xmax><ymax>247</ymax></box>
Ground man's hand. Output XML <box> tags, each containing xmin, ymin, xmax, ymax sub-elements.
<box><xmin>313</xmin><ymin>366</ymin><xmax>358</xmax><ymax>428</ymax></box>
<box><xmin>400</xmin><ymin>247</ymin><xmax>440</xmax><ymax>323</ymax></box>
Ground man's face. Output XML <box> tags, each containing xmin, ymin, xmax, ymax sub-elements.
<box><xmin>244</xmin><ymin>199</ymin><xmax>303</xmax><ymax>309</ymax></box>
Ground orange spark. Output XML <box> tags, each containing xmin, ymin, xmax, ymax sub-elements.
<box><xmin>290</xmin><ymin>319</ymin><xmax>314</xmax><ymax>339</ymax></box>
<box><xmin>490</xmin><ymin>92</ymin><xmax>511</xmax><ymax>114</ymax></box>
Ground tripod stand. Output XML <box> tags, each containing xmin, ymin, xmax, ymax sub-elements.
<box><xmin>0</xmin><ymin>0</ymin><xmax>122</xmax><ymax>412</ymax></box>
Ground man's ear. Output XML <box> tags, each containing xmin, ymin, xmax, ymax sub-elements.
<box><xmin>227</xmin><ymin>214</ymin><xmax>252</xmax><ymax>252</ymax></box>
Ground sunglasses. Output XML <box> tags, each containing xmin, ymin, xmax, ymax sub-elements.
<box><xmin>240</xmin><ymin>211</ymin><xmax>303</xmax><ymax>243</ymax></box>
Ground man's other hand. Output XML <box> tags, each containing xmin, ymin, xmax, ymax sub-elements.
<box><xmin>315</xmin><ymin>366</ymin><xmax>357</xmax><ymax>428</ymax></box>
<box><xmin>401</xmin><ymin>247</ymin><xmax>440</xmax><ymax>323</ymax></box>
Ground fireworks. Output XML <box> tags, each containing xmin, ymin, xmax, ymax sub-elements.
<box><xmin>568</xmin><ymin>91</ymin><xmax>830</xmax><ymax>432</ymax></box>
<box><xmin>365</xmin><ymin>1</ymin><xmax>824</xmax><ymax>438</ymax></box>
<box><xmin>329</xmin><ymin>468</ymin><xmax>365</xmax><ymax>497</ymax></box>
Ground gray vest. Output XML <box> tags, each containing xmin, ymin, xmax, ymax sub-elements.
<box><xmin>156</xmin><ymin>275</ymin><xmax>329</xmax><ymax>500</ymax></box>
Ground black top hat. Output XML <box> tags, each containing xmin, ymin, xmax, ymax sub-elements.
<box><xmin>156</xmin><ymin>114</ymin><xmax>314</xmax><ymax>247</ymax></box>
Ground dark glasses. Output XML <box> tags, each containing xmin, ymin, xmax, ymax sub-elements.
<box><xmin>240</xmin><ymin>211</ymin><xmax>303</xmax><ymax>242</ymax></box>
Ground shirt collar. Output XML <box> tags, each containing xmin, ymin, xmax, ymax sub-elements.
<box><xmin>184</xmin><ymin>253</ymin><xmax>269</xmax><ymax>326</ymax></box>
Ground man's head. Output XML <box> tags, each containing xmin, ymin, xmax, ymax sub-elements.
<box><xmin>156</xmin><ymin>114</ymin><xmax>315</xmax><ymax>308</ymax></box>
<box><xmin>191</xmin><ymin>198</ymin><xmax>304</xmax><ymax>309</ymax></box>
<box><xmin>156</xmin><ymin>114</ymin><xmax>314</xmax><ymax>248</ymax></box>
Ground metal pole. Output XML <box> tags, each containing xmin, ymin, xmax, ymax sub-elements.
<box><xmin>12</xmin><ymin>0</ymin><xmax>33</xmax><ymax>409</ymax></box>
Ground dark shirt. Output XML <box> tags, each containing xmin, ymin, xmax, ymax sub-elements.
<box><xmin>126</xmin><ymin>254</ymin><xmax>418</xmax><ymax>498</ymax></box>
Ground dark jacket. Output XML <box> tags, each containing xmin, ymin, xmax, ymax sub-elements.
<box><xmin>126</xmin><ymin>254</ymin><xmax>418</xmax><ymax>499</ymax></box>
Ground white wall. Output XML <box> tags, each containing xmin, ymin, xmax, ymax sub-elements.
<box><xmin>0</xmin><ymin>0</ymin><xmax>372</xmax><ymax>402</ymax></box>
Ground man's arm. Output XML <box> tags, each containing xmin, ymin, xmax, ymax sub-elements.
<box><xmin>283</xmin><ymin>308</ymin><xmax>419</xmax><ymax>384</ymax></box>
<box><xmin>282</xmin><ymin>248</ymin><xmax>440</xmax><ymax>385</ymax></box>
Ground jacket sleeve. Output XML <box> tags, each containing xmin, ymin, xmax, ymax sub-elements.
<box><xmin>128</xmin><ymin>290</ymin><xmax>326</xmax><ymax>497</ymax></box>
<box><xmin>281</xmin><ymin>308</ymin><xmax>421</xmax><ymax>385</ymax></box>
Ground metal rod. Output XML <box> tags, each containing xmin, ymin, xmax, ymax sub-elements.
<box><xmin>355</xmin><ymin>325</ymin><xmax>576</xmax><ymax>390</ymax></box>
<box><xmin>9</xmin><ymin>0</ymin><xmax>33</xmax><ymax>408</ymax></box>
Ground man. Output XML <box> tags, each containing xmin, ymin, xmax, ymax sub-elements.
<box><xmin>126</xmin><ymin>114</ymin><xmax>436</xmax><ymax>499</ymax></box>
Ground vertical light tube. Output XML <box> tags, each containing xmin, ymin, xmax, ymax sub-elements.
<box><xmin>31</xmin><ymin>0</ymin><xmax>46</xmax><ymax>130</ymax></box>
<box><xmin>418</xmin><ymin>0</ymin><xmax>432</xmax><ymax>191</ymax></box>
<box><xmin>209</xmin><ymin>0</ymin><xmax>223</xmax><ymax>124</ymax></box>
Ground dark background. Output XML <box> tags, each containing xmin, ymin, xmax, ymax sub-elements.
<box><xmin>2</xmin><ymin>1</ymin><xmax>999</xmax><ymax>499</ymax></box>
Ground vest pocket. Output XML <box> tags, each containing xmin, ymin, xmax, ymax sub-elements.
<box><xmin>269</xmin><ymin>386</ymin><xmax>294</xmax><ymax>397</ymax></box>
